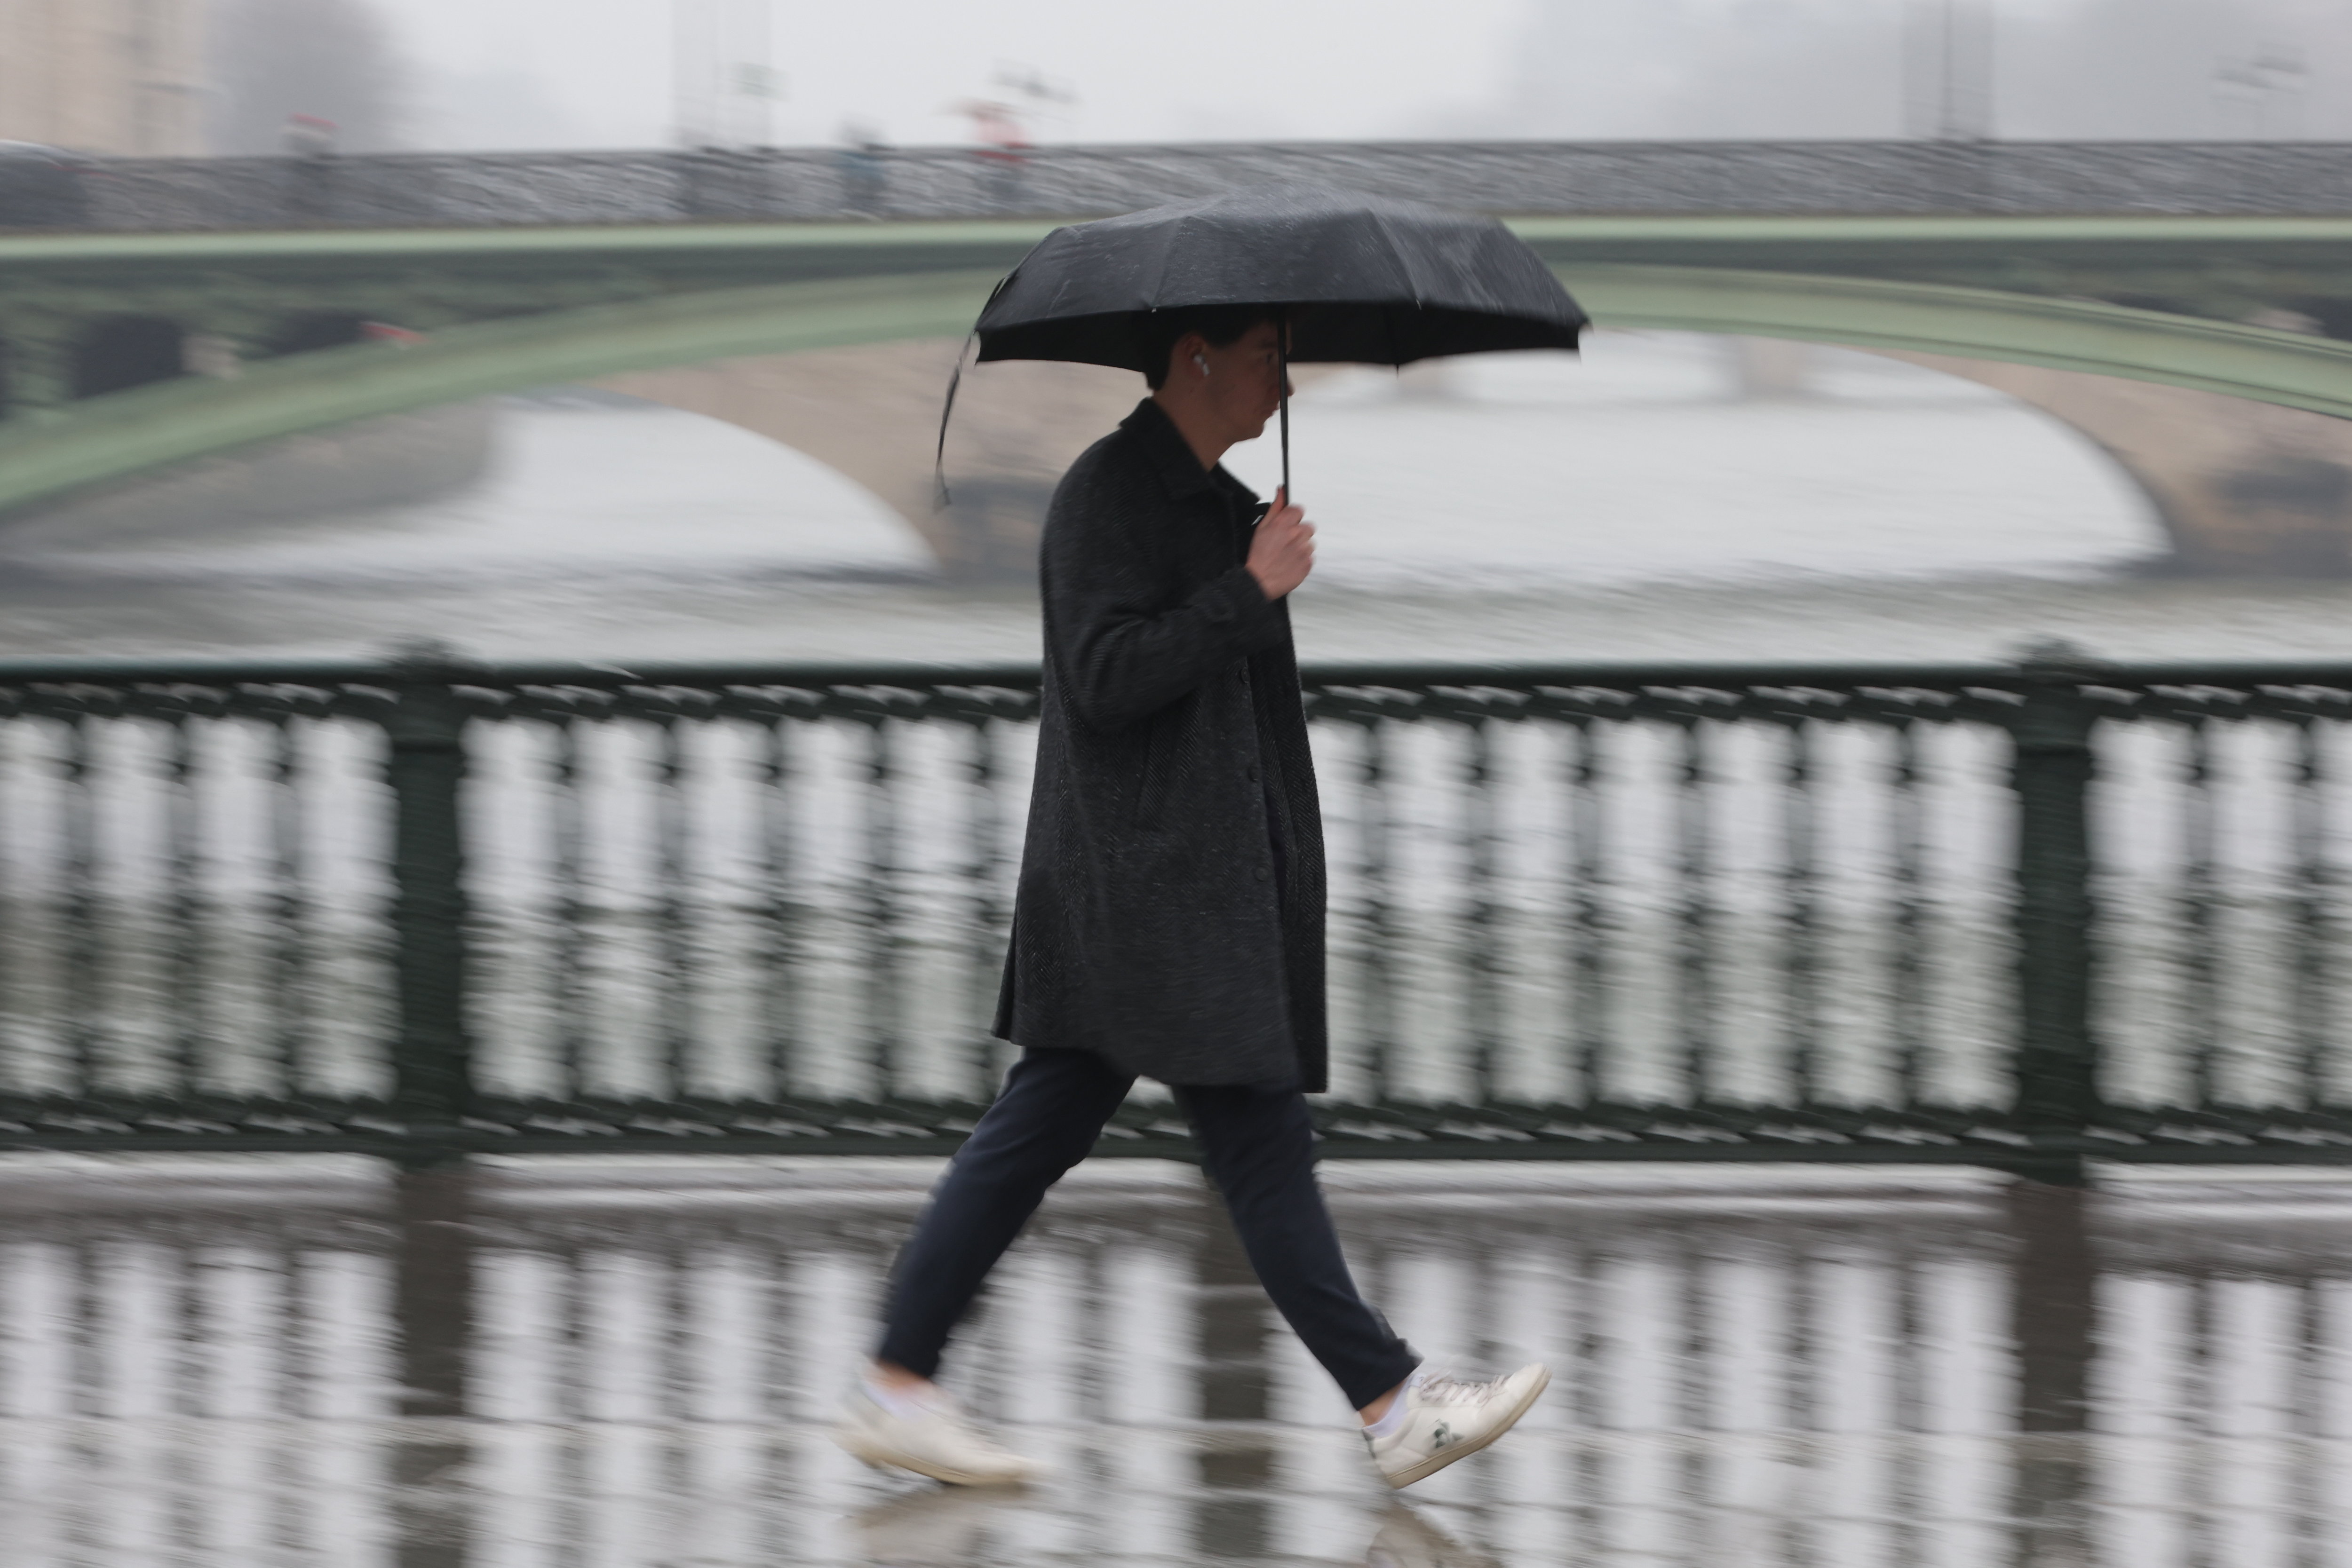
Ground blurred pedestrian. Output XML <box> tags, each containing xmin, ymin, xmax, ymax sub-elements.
<box><xmin>835</xmin><ymin>119</ymin><xmax>889</xmax><ymax>217</ymax></box>
<box><xmin>282</xmin><ymin>113</ymin><xmax>337</xmax><ymax>158</ymax></box>
<box><xmin>959</xmin><ymin>98</ymin><xmax>1029</xmax><ymax>211</ymax></box>
<box><xmin>282</xmin><ymin>113</ymin><xmax>338</xmax><ymax>223</ymax></box>
<box><xmin>836</xmin><ymin>307</ymin><xmax>1549</xmax><ymax>1490</ymax></box>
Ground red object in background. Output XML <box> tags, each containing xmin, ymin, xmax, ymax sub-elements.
<box><xmin>961</xmin><ymin>101</ymin><xmax>1031</xmax><ymax>164</ymax></box>
<box><xmin>360</xmin><ymin>322</ymin><xmax>425</xmax><ymax>345</ymax></box>
<box><xmin>284</xmin><ymin>114</ymin><xmax>339</xmax><ymax>157</ymax></box>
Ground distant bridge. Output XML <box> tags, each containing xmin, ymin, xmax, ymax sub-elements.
<box><xmin>8</xmin><ymin>143</ymin><xmax>2352</xmax><ymax>575</ymax></box>
<box><xmin>32</xmin><ymin>141</ymin><xmax>2352</xmax><ymax>231</ymax></box>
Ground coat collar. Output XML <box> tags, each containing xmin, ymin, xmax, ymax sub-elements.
<box><xmin>1120</xmin><ymin>397</ymin><xmax>1260</xmax><ymax>511</ymax></box>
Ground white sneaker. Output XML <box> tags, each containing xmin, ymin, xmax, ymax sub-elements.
<box><xmin>1363</xmin><ymin>1364</ymin><xmax>1550</xmax><ymax>1489</ymax></box>
<box><xmin>834</xmin><ymin>1384</ymin><xmax>1044</xmax><ymax>1487</ymax></box>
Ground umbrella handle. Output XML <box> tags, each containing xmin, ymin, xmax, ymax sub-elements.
<box><xmin>931</xmin><ymin>329</ymin><xmax>978</xmax><ymax>509</ymax></box>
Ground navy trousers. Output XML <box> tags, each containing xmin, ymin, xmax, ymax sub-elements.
<box><xmin>876</xmin><ymin>1046</ymin><xmax>1419</xmax><ymax>1410</ymax></box>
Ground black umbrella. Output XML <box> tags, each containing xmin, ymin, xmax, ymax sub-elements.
<box><xmin>938</xmin><ymin>183</ymin><xmax>1588</xmax><ymax>502</ymax></box>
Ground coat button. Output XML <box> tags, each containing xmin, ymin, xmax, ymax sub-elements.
<box><xmin>1247</xmin><ymin>764</ymin><xmax>1260</xmax><ymax>782</ymax></box>
<box><xmin>1255</xmin><ymin>866</ymin><xmax>1269</xmax><ymax>882</ymax></box>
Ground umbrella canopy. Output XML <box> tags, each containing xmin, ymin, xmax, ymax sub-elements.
<box><xmin>973</xmin><ymin>183</ymin><xmax>1588</xmax><ymax>368</ymax></box>
<box><xmin>940</xmin><ymin>183</ymin><xmax>1586</xmax><ymax>502</ymax></box>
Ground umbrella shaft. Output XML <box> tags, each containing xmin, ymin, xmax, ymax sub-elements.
<box><xmin>1279</xmin><ymin>391</ymin><xmax>1290</xmax><ymax>500</ymax></box>
<box><xmin>1277</xmin><ymin>309</ymin><xmax>1292</xmax><ymax>502</ymax></box>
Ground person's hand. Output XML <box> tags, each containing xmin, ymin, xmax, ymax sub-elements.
<box><xmin>1247</xmin><ymin>488</ymin><xmax>1314</xmax><ymax>601</ymax></box>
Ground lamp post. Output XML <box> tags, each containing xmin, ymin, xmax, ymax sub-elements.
<box><xmin>2213</xmin><ymin>44</ymin><xmax>2309</xmax><ymax>140</ymax></box>
<box><xmin>1907</xmin><ymin>0</ymin><xmax>1994</xmax><ymax>142</ymax></box>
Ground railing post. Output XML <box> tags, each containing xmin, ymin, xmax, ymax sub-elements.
<box><xmin>2010</xmin><ymin>642</ymin><xmax>2101</xmax><ymax>1178</ymax></box>
<box><xmin>387</xmin><ymin>647</ymin><xmax>473</xmax><ymax>1155</ymax></box>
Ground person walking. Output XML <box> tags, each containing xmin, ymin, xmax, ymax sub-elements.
<box><xmin>834</xmin><ymin>306</ymin><xmax>1549</xmax><ymax>1491</ymax></box>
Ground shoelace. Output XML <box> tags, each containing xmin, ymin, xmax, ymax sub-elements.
<box><xmin>1413</xmin><ymin>1371</ymin><xmax>1502</xmax><ymax>1405</ymax></box>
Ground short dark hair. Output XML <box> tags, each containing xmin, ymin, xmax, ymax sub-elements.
<box><xmin>1137</xmin><ymin>304</ymin><xmax>1277</xmax><ymax>389</ymax></box>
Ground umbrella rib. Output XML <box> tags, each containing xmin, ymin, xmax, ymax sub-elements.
<box><xmin>1147</xmin><ymin>215</ymin><xmax>1197</xmax><ymax>308</ymax></box>
<box><xmin>1367</xmin><ymin>210</ymin><xmax>1426</xmax><ymax>365</ymax></box>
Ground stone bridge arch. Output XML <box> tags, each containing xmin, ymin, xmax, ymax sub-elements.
<box><xmin>1862</xmin><ymin>348</ymin><xmax>2352</xmax><ymax>575</ymax></box>
<box><xmin>6</xmin><ymin>264</ymin><xmax>2352</xmax><ymax>578</ymax></box>
<box><xmin>591</xmin><ymin>345</ymin><xmax>1345</xmax><ymax>580</ymax></box>
<box><xmin>592</xmin><ymin>340</ymin><xmax>1140</xmax><ymax>582</ymax></box>
<box><xmin>1562</xmin><ymin>265</ymin><xmax>2352</xmax><ymax>575</ymax></box>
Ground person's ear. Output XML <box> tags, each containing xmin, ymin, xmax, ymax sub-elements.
<box><xmin>1171</xmin><ymin>333</ymin><xmax>1210</xmax><ymax>382</ymax></box>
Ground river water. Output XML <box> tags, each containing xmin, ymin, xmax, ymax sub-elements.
<box><xmin>8</xmin><ymin>332</ymin><xmax>2352</xmax><ymax>667</ymax></box>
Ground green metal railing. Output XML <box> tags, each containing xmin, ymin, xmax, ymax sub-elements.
<box><xmin>0</xmin><ymin>650</ymin><xmax>2345</xmax><ymax>1175</ymax></box>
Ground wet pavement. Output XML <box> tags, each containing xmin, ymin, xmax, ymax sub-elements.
<box><xmin>1</xmin><ymin>1155</ymin><xmax>2347</xmax><ymax>1567</ymax></box>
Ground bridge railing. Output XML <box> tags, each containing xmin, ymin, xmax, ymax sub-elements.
<box><xmin>0</xmin><ymin>654</ymin><xmax>2345</xmax><ymax>1167</ymax></box>
<box><xmin>19</xmin><ymin>143</ymin><xmax>2352</xmax><ymax>233</ymax></box>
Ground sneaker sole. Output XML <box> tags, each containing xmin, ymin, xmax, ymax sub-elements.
<box><xmin>835</xmin><ymin>1429</ymin><xmax>1039</xmax><ymax>1489</ymax></box>
<box><xmin>1381</xmin><ymin>1366</ymin><xmax>1552</xmax><ymax>1490</ymax></box>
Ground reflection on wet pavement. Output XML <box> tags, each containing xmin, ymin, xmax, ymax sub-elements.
<box><xmin>1</xmin><ymin>1156</ymin><xmax>2347</xmax><ymax>1566</ymax></box>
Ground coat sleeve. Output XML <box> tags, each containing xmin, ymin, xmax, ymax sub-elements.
<box><xmin>1046</xmin><ymin>486</ymin><xmax>1286</xmax><ymax>734</ymax></box>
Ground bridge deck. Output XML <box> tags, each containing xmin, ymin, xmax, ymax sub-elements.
<box><xmin>16</xmin><ymin>140</ymin><xmax>2352</xmax><ymax>235</ymax></box>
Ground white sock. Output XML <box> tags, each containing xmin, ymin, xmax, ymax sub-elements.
<box><xmin>862</xmin><ymin>1375</ymin><xmax>938</xmax><ymax>1419</ymax></box>
<box><xmin>1364</xmin><ymin>1370</ymin><xmax>1422</xmax><ymax>1440</ymax></box>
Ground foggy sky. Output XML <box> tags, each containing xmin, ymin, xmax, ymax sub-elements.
<box><xmin>361</xmin><ymin>0</ymin><xmax>2352</xmax><ymax>151</ymax></box>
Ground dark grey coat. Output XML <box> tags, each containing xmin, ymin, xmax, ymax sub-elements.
<box><xmin>993</xmin><ymin>397</ymin><xmax>1328</xmax><ymax>1092</ymax></box>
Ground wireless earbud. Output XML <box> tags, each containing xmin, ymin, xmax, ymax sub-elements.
<box><xmin>1194</xmin><ymin>353</ymin><xmax>1210</xmax><ymax>376</ymax></box>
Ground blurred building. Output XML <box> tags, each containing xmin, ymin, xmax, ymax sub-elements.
<box><xmin>0</xmin><ymin>0</ymin><xmax>210</xmax><ymax>154</ymax></box>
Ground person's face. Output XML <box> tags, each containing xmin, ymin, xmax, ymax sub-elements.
<box><xmin>1186</xmin><ymin>320</ymin><xmax>1287</xmax><ymax>440</ymax></box>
